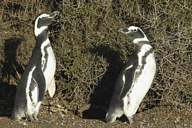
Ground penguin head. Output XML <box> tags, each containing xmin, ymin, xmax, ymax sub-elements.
<box><xmin>34</xmin><ymin>11</ymin><xmax>59</xmax><ymax>36</ymax></box>
<box><xmin>119</xmin><ymin>26</ymin><xmax>149</xmax><ymax>44</ymax></box>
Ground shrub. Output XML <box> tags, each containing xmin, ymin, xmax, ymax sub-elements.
<box><xmin>0</xmin><ymin>0</ymin><xmax>191</xmax><ymax>115</ymax></box>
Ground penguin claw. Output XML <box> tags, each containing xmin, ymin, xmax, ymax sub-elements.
<box><xmin>105</xmin><ymin>113</ymin><xmax>116</xmax><ymax>123</ymax></box>
<box><xmin>128</xmin><ymin>117</ymin><xmax>133</xmax><ymax>124</ymax></box>
<box><xmin>33</xmin><ymin>115</ymin><xmax>38</xmax><ymax>121</ymax></box>
<box><xmin>26</xmin><ymin>114</ymin><xmax>37</xmax><ymax>121</ymax></box>
<box><xmin>28</xmin><ymin>115</ymin><xmax>34</xmax><ymax>121</ymax></box>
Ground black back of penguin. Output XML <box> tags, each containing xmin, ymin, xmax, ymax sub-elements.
<box><xmin>113</xmin><ymin>53</ymin><xmax>139</xmax><ymax>99</ymax></box>
<box><xmin>27</xmin><ymin>47</ymin><xmax>46</xmax><ymax>101</ymax></box>
<box><xmin>12</xmin><ymin>45</ymin><xmax>46</xmax><ymax>118</ymax></box>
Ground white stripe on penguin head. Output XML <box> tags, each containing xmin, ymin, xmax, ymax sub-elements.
<box><xmin>34</xmin><ymin>14</ymin><xmax>49</xmax><ymax>36</ymax></box>
<box><xmin>129</xmin><ymin>26</ymin><xmax>149</xmax><ymax>44</ymax></box>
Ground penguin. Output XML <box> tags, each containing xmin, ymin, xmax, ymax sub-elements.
<box><xmin>105</xmin><ymin>26</ymin><xmax>156</xmax><ymax>123</ymax></box>
<box><xmin>34</xmin><ymin>11</ymin><xmax>59</xmax><ymax>98</ymax></box>
<box><xmin>12</xmin><ymin>11</ymin><xmax>59</xmax><ymax>121</ymax></box>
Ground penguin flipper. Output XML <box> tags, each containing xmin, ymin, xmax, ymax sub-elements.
<box><xmin>119</xmin><ymin>58</ymin><xmax>138</xmax><ymax>99</ymax></box>
<box><xmin>48</xmin><ymin>78</ymin><xmax>56</xmax><ymax>98</ymax></box>
<box><xmin>119</xmin><ymin>66</ymin><xmax>136</xmax><ymax>99</ymax></box>
<box><xmin>33</xmin><ymin>68</ymin><xmax>46</xmax><ymax>101</ymax></box>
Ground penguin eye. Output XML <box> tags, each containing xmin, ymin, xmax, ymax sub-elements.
<box><xmin>132</xmin><ymin>29</ymin><xmax>137</xmax><ymax>32</ymax></box>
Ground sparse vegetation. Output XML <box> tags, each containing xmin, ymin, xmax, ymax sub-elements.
<box><xmin>0</xmin><ymin>0</ymin><xmax>192</xmax><ymax>127</ymax></box>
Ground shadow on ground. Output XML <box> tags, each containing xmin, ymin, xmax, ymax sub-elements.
<box><xmin>0</xmin><ymin>82</ymin><xmax>16</xmax><ymax>117</ymax></box>
<box><xmin>83</xmin><ymin>44</ymin><xmax>123</xmax><ymax>121</ymax></box>
<box><xmin>0</xmin><ymin>37</ymin><xmax>24</xmax><ymax>117</ymax></box>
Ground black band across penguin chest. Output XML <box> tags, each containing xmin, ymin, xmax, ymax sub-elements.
<box><xmin>29</xmin><ymin>77</ymin><xmax>38</xmax><ymax>105</ymax></box>
<box><xmin>35</xmin><ymin>30</ymin><xmax>52</xmax><ymax>72</ymax></box>
<box><xmin>42</xmin><ymin>44</ymin><xmax>51</xmax><ymax>72</ymax></box>
<box><xmin>135</xmin><ymin>47</ymin><xmax>154</xmax><ymax>79</ymax></box>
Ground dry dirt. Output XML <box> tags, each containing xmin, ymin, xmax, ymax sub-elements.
<box><xmin>0</xmin><ymin>105</ymin><xmax>192</xmax><ymax>128</ymax></box>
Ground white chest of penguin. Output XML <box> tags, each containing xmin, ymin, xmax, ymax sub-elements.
<box><xmin>40</xmin><ymin>39</ymin><xmax>56</xmax><ymax>88</ymax></box>
<box><xmin>132</xmin><ymin>52</ymin><xmax>156</xmax><ymax>95</ymax></box>
<box><xmin>124</xmin><ymin>44</ymin><xmax>156</xmax><ymax>115</ymax></box>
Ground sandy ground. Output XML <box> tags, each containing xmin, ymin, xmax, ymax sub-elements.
<box><xmin>0</xmin><ymin>105</ymin><xmax>192</xmax><ymax>128</ymax></box>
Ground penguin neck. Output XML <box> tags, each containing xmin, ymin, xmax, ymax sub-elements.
<box><xmin>35</xmin><ymin>30</ymin><xmax>50</xmax><ymax>48</ymax></box>
<box><xmin>133</xmin><ymin>35</ymin><xmax>149</xmax><ymax>44</ymax></box>
<box><xmin>137</xmin><ymin>43</ymin><xmax>152</xmax><ymax>56</ymax></box>
<box><xmin>136</xmin><ymin>43</ymin><xmax>153</xmax><ymax>66</ymax></box>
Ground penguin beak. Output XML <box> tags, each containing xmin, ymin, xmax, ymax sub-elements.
<box><xmin>41</xmin><ymin>11</ymin><xmax>59</xmax><ymax>26</ymax></box>
<box><xmin>118</xmin><ymin>28</ymin><xmax>129</xmax><ymax>34</ymax></box>
<box><xmin>49</xmin><ymin>11</ymin><xmax>60</xmax><ymax>21</ymax></box>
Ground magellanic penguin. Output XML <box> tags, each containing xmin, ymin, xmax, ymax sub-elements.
<box><xmin>12</xmin><ymin>11</ymin><xmax>59</xmax><ymax>121</ymax></box>
<box><xmin>105</xmin><ymin>26</ymin><xmax>156</xmax><ymax>123</ymax></box>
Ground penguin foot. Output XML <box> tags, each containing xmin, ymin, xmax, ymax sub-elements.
<box><xmin>128</xmin><ymin>116</ymin><xmax>133</xmax><ymax>124</ymax></box>
<box><xmin>105</xmin><ymin>112</ymin><xmax>117</xmax><ymax>123</ymax></box>
<box><xmin>26</xmin><ymin>114</ymin><xmax>38</xmax><ymax>121</ymax></box>
<box><xmin>33</xmin><ymin>115</ymin><xmax>39</xmax><ymax>121</ymax></box>
<box><xmin>28</xmin><ymin>115</ymin><xmax>34</xmax><ymax>121</ymax></box>
<box><xmin>106</xmin><ymin>116</ymin><xmax>116</xmax><ymax>123</ymax></box>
